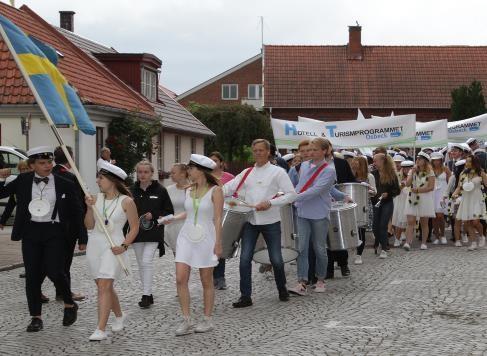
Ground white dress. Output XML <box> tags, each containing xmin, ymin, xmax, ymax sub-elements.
<box><xmin>456</xmin><ymin>175</ymin><xmax>486</xmax><ymax>221</ymax></box>
<box><xmin>164</xmin><ymin>184</ymin><xmax>187</xmax><ymax>251</ymax></box>
<box><xmin>434</xmin><ymin>171</ymin><xmax>448</xmax><ymax>214</ymax></box>
<box><xmin>392</xmin><ymin>172</ymin><xmax>408</xmax><ymax>228</ymax></box>
<box><xmin>86</xmin><ymin>193</ymin><xmax>130</xmax><ymax>279</ymax></box>
<box><xmin>175</xmin><ymin>186</ymin><xmax>218</xmax><ymax>268</ymax></box>
<box><xmin>404</xmin><ymin>171</ymin><xmax>436</xmax><ymax>218</ymax></box>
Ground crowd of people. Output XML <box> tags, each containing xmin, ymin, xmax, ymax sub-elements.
<box><xmin>0</xmin><ymin>136</ymin><xmax>486</xmax><ymax>340</ymax></box>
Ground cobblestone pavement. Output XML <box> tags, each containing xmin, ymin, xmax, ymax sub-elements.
<box><xmin>1</xmin><ymin>239</ymin><xmax>487</xmax><ymax>356</ymax></box>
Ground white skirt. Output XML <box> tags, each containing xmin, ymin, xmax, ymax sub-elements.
<box><xmin>404</xmin><ymin>191</ymin><xmax>436</xmax><ymax>218</ymax></box>
<box><xmin>175</xmin><ymin>222</ymin><xmax>218</xmax><ymax>268</ymax></box>
<box><xmin>434</xmin><ymin>188</ymin><xmax>446</xmax><ymax>214</ymax></box>
<box><xmin>456</xmin><ymin>191</ymin><xmax>486</xmax><ymax>221</ymax></box>
<box><xmin>86</xmin><ymin>231</ymin><xmax>130</xmax><ymax>279</ymax></box>
<box><xmin>392</xmin><ymin>192</ymin><xmax>408</xmax><ymax>228</ymax></box>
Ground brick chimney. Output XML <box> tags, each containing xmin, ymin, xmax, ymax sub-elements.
<box><xmin>347</xmin><ymin>25</ymin><xmax>362</xmax><ymax>60</ymax></box>
<box><xmin>59</xmin><ymin>11</ymin><xmax>75</xmax><ymax>32</ymax></box>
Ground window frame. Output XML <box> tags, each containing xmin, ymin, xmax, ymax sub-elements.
<box><xmin>247</xmin><ymin>84</ymin><xmax>263</xmax><ymax>100</ymax></box>
<box><xmin>174</xmin><ymin>134</ymin><xmax>181</xmax><ymax>163</ymax></box>
<box><xmin>221</xmin><ymin>84</ymin><xmax>238</xmax><ymax>100</ymax></box>
<box><xmin>141</xmin><ymin>67</ymin><xmax>157</xmax><ymax>101</ymax></box>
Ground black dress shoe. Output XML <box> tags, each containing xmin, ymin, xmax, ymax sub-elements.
<box><xmin>19</xmin><ymin>273</ymin><xmax>26</xmax><ymax>278</ymax></box>
<box><xmin>279</xmin><ymin>291</ymin><xmax>290</xmax><ymax>302</ymax></box>
<box><xmin>138</xmin><ymin>295</ymin><xmax>152</xmax><ymax>309</ymax></box>
<box><xmin>40</xmin><ymin>294</ymin><xmax>50</xmax><ymax>304</ymax></box>
<box><xmin>26</xmin><ymin>318</ymin><xmax>43</xmax><ymax>332</ymax></box>
<box><xmin>232</xmin><ymin>296</ymin><xmax>253</xmax><ymax>308</ymax></box>
<box><xmin>62</xmin><ymin>302</ymin><xmax>78</xmax><ymax>326</ymax></box>
<box><xmin>149</xmin><ymin>294</ymin><xmax>154</xmax><ymax>304</ymax></box>
<box><xmin>341</xmin><ymin>265</ymin><xmax>351</xmax><ymax>277</ymax></box>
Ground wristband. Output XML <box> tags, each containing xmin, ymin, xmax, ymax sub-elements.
<box><xmin>121</xmin><ymin>243</ymin><xmax>129</xmax><ymax>251</ymax></box>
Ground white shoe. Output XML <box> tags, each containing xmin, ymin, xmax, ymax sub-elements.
<box><xmin>440</xmin><ymin>237</ymin><xmax>448</xmax><ymax>245</ymax></box>
<box><xmin>175</xmin><ymin>317</ymin><xmax>194</xmax><ymax>336</ymax></box>
<box><xmin>462</xmin><ymin>234</ymin><xmax>469</xmax><ymax>244</ymax></box>
<box><xmin>289</xmin><ymin>282</ymin><xmax>307</xmax><ymax>296</ymax></box>
<box><xmin>195</xmin><ymin>316</ymin><xmax>214</xmax><ymax>333</ymax></box>
<box><xmin>314</xmin><ymin>280</ymin><xmax>326</xmax><ymax>293</ymax></box>
<box><xmin>455</xmin><ymin>240</ymin><xmax>462</xmax><ymax>247</ymax></box>
<box><xmin>379</xmin><ymin>250</ymin><xmax>387</xmax><ymax>259</ymax></box>
<box><xmin>432</xmin><ymin>239</ymin><xmax>440</xmax><ymax>245</ymax></box>
<box><xmin>111</xmin><ymin>313</ymin><xmax>125</xmax><ymax>332</ymax></box>
<box><xmin>478</xmin><ymin>236</ymin><xmax>486</xmax><ymax>248</ymax></box>
<box><xmin>400</xmin><ymin>232</ymin><xmax>406</xmax><ymax>241</ymax></box>
<box><xmin>354</xmin><ymin>255</ymin><xmax>363</xmax><ymax>265</ymax></box>
<box><xmin>89</xmin><ymin>328</ymin><xmax>108</xmax><ymax>341</ymax></box>
<box><xmin>393</xmin><ymin>239</ymin><xmax>402</xmax><ymax>247</ymax></box>
<box><xmin>468</xmin><ymin>242</ymin><xmax>478</xmax><ymax>251</ymax></box>
<box><xmin>403</xmin><ymin>243</ymin><xmax>411</xmax><ymax>251</ymax></box>
<box><xmin>420</xmin><ymin>244</ymin><xmax>428</xmax><ymax>250</ymax></box>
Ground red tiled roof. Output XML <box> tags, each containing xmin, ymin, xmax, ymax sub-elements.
<box><xmin>0</xmin><ymin>4</ymin><xmax>154</xmax><ymax>115</ymax></box>
<box><xmin>264</xmin><ymin>45</ymin><xmax>487</xmax><ymax>109</ymax></box>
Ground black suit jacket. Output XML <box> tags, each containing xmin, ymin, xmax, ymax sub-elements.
<box><xmin>0</xmin><ymin>171</ymin><xmax>84</xmax><ymax>242</ymax></box>
<box><xmin>333</xmin><ymin>156</ymin><xmax>357</xmax><ymax>184</ymax></box>
<box><xmin>52</xmin><ymin>165</ymin><xmax>88</xmax><ymax>244</ymax></box>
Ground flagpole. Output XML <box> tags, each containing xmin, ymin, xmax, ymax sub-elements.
<box><xmin>0</xmin><ymin>24</ymin><xmax>129</xmax><ymax>275</ymax></box>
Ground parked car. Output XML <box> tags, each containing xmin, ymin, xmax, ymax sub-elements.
<box><xmin>0</xmin><ymin>146</ymin><xmax>28</xmax><ymax>225</ymax></box>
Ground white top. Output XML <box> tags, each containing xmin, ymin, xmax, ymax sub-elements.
<box><xmin>367</xmin><ymin>172</ymin><xmax>377</xmax><ymax>196</ymax></box>
<box><xmin>166</xmin><ymin>184</ymin><xmax>187</xmax><ymax>214</ymax></box>
<box><xmin>31</xmin><ymin>173</ymin><xmax>59</xmax><ymax>223</ymax></box>
<box><xmin>224</xmin><ymin>162</ymin><xmax>297</xmax><ymax>225</ymax></box>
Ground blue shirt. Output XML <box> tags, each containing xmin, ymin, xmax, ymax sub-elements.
<box><xmin>294</xmin><ymin>160</ymin><xmax>345</xmax><ymax>220</ymax></box>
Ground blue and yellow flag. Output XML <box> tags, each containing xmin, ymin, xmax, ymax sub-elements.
<box><xmin>0</xmin><ymin>14</ymin><xmax>96</xmax><ymax>135</ymax></box>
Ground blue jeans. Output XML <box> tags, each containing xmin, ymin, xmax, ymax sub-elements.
<box><xmin>239</xmin><ymin>222</ymin><xmax>287</xmax><ymax>298</ymax></box>
<box><xmin>373</xmin><ymin>200</ymin><xmax>394</xmax><ymax>250</ymax></box>
<box><xmin>297</xmin><ymin>217</ymin><xmax>329</xmax><ymax>281</ymax></box>
<box><xmin>213</xmin><ymin>258</ymin><xmax>225</xmax><ymax>280</ymax></box>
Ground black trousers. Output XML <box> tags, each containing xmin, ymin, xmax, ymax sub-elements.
<box><xmin>357</xmin><ymin>227</ymin><xmax>366</xmax><ymax>256</ymax></box>
<box><xmin>22</xmin><ymin>223</ymin><xmax>73</xmax><ymax>316</ymax></box>
<box><xmin>308</xmin><ymin>240</ymin><xmax>349</xmax><ymax>281</ymax></box>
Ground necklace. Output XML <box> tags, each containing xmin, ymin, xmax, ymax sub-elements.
<box><xmin>102</xmin><ymin>194</ymin><xmax>120</xmax><ymax>225</ymax></box>
<box><xmin>191</xmin><ymin>184</ymin><xmax>208</xmax><ymax>226</ymax></box>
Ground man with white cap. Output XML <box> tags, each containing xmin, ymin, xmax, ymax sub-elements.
<box><xmin>467</xmin><ymin>138</ymin><xmax>487</xmax><ymax>170</ymax></box>
<box><xmin>0</xmin><ymin>146</ymin><xmax>83</xmax><ymax>332</ymax></box>
<box><xmin>224</xmin><ymin>139</ymin><xmax>297</xmax><ymax>307</ymax></box>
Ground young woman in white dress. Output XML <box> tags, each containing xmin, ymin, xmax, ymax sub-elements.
<box><xmin>452</xmin><ymin>154</ymin><xmax>487</xmax><ymax>250</ymax></box>
<box><xmin>165</xmin><ymin>154</ymin><xmax>223</xmax><ymax>336</ymax></box>
<box><xmin>85</xmin><ymin>161</ymin><xmax>139</xmax><ymax>341</ymax></box>
<box><xmin>404</xmin><ymin>152</ymin><xmax>436</xmax><ymax>251</ymax></box>
<box><xmin>164</xmin><ymin>164</ymin><xmax>190</xmax><ymax>254</ymax></box>
<box><xmin>392</xmin><ymin>160</ymin><xmax>414</xmax><ymax>247</ymax></box>
<box><xmin>431</xmin><ymin>152</ymin><xmax>451</xmax><ymax>245</ymax></box>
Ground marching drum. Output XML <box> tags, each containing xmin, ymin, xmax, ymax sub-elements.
<box><xmin>221</xmin><ymin>200</ymin><xmax>252</xmax><ymax>259</ymax></box>
<box><xmin>253</xmin><ymin>204</ymin><xmax>298</xmax><ymax>264</ymax></box>
<box><xmin>328</xmin><ymin>201</ymin><xmax>360</xmax><ymax>251</ymax></box>
<box><xmin>336</xmin><ymin>183</ymin><xmax>369</xmax><ymax>226</ymax></box>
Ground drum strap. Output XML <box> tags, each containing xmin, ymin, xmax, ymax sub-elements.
<box><xmin>233</xmin><ymin>167</ymin><xmax>254</xmax><ymax>197</ymax></box>
<box><xmin>299</xmin><ymin>162</ymin><xmax>328</xmax><ymax>193</ymax></box>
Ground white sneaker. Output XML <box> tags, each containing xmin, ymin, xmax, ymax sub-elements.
<box><xmin>379</xmin><ymin>250</ymin><xmax>387</xmax><ymax>259</ymax></box>
<box><xmin>195</xmin><ymin>316</ymin><xmax>214</xmax><ymax>333</ymax></box>
<box><xmin>354</xmin><ymin>255</ymin><xmax>363</xmax><ymax>265</ymax></box>
<box><xmin>289</xmin><ymin>282</ymin><xmax>307</xmax><ymax>296</ymax></box>
<box><xmin>432</xmin><ymin>239</ymin><xmax>440</xmax><ymax>245</ymax></box>
<box><xmin>403</xmin><ymin>243</ymin><xmax>411</xmax><ymax>251</ymax></box>
<box><xmin>175</xmin><ymin>317</ymin><xmax>194</xmax><ymax>336</ymax></box>
<box><xmin>420</xmin><ymin>244</ymin><xmax>428</xmax><ymax>250</ymax></box>
<box><xmin>393</xmin><ymin>239</ymin><xmax>402</xmax><ymax>247</ymax></box>
<box><xmin>400</xmin><ymin>232</ymin><xmax>406</xmax><ymax>241</ymax></box>
<box><xmin>468</xmin><ymin>241</ymin><xmax>478</xmax><ymax>251</ymax></box>
<box><xmin>111</xmin><ymin>313</ymin><xmax>125</xmax><ymax>332</ymax></box>
<box><xmin>462</xmin><ymin>234</ymin><xmax>469</xmax><ymax>244</ymax></box>
<box><xmin>440</xmin><ymin>237</ymin><xmax>448</xmax><ymax>245</ymax></box>
<box><xmin>479</xmin><ymin>236</ymin><xmax>486</xmax><ymax>248</ymax></box>
<box><xmin>89</xmin><ymin>328</ymin><xmax>108</xmax><ymax>341</ymax></box>
<box><xmin>454</xmin><ymin>240</ymin><xmax>462</xmax><ymax>247</ymax></box>
<box><xmin>314</xmin><ymin>281</ymin><xmax>326</xmax><ymax>293</ymax></box>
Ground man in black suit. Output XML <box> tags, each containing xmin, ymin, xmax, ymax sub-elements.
<box><xmin>0</xmin><ymin>146</ymin><xmax>83</xmax><ymax>332</ymax></box>
<box><xmin>46</xmin><ymin>146</ymin><xmax>87</xmax><ymax>301</ymax></box>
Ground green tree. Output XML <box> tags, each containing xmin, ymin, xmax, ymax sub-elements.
<box><xmin>105</xmin><ymin>114</ymin><xmax>161</xmax><ymax>182</ymax></box>
<box><xmin>188</xmin><ymin>103</ymin><xmax>274</xmax><ymax>162</ymax></box>
<box><xmin>450</xmin><ymin>80</ymin><xmax>487</xmax><ymax>121</ymax></box>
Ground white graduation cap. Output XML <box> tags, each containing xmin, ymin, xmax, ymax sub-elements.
<box><xmin>98</xmin><ymin>160</ymin><xmax>128</xmax><ymax>181</ymax></box>
<box><xmin>27</xmin><ymin>146</ymin><xmax>53</xmax><ymax>159</ymax></box>
<box><xmin>282</xmin><ymin>153</ymin><xmax>295</xmax><ymax>162</ymax></box>
<box><xmin>401</xmin><ymin>160</ymin><xmax>414</xmax><ymax>167</ymax></box>
<box><xmin>417</xmin><ymin>151</ymin><xmax>431</xmax><ymax>162</ymax></box>
<box><xmin>188</xmin><ymin>154</ymin><xmax>217</xmax><ymax>171</ymax></box>
<box><xmin>430</xmin><ymin>152</ymin><xmax>444</xmax><ymax>160</ymax></box>
<box><xmin>393</xmin><ymin>154</ymin><xmax>405</xmax><ymax>162</ymax></box>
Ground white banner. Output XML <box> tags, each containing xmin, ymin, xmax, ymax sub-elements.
<box><xmin>271</xmin><ymin>115</ymin><xmax>416</xmax><ymax>149</ymax></box>
<box><xmin>447</xmin><ymin>113</ymin><xmax>487</xmax><ymax>142</ymax></box>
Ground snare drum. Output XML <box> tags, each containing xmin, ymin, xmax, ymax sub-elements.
<box><xmin>336</xmin><ymin>183</ymin><xmax>369</xmax><ymax>226</ymax></box>
<box><xmin>221</xmin><ymin>201</ymin><xmax>252</xmax><ymax>259</ymax></box>
<box><xmin>328</xmin><ymin>201</ymin><xmax>360</xmax><ymax>251</ymax></box>
<box><xmin>253</xmin><ymin>204</ymin><xmax>298</xmax><ymax>264</ymax></box>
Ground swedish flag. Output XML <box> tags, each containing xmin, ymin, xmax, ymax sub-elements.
<box><xmin>0</xmin><ymin>14</ymin><xmax>95</xmax><ymax>135</ymax></box>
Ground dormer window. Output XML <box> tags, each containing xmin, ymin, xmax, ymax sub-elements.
<box><xmin>141</xmin><ymin>67</ymin><xmax>157</xmax><ymax>101</ymax></box>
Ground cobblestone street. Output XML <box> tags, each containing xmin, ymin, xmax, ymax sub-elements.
<box><xmin>1</xmin><ymin>241</ymin><xmax>487</xmax><ymax>355</ymax></box>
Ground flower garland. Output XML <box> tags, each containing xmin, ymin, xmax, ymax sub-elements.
<box><xmin>408</xmin><ymin>171</ymin><xmax>428</xmax><ymax>206</ymax></box>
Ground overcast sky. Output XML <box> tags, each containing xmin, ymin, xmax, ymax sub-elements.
<box><xmin>13</xmin><ymin>0</ymin><xmax>487</xmax><ymax>94</ymax></box>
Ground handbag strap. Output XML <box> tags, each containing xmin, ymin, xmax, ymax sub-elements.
<box><xmin>233</xmin><ymin>167</ymin><xmax>254</xmax><ymax>198</ymax></box>
<box><xmin>299</xmin><ymin>162</ymin><xmax>328</xmax><ymax>193</ymax></box>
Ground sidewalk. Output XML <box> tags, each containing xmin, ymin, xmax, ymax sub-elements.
<box><xmin>0</xmin><ymin>227</ymin><xmax>23</xmax><ymax>271</ymax></box>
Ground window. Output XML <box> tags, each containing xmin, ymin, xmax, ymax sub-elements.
<box><xmin>248</xmin><ymin>84</ymin><xmax>262</xmax><ymax>99</ymax></box>
<box><xmin>96</xmin><ymin>127</ymin><xmax>104</xmax><ymax>159</ymax></box>
<box><xmin>191</xmin><ymin>137</ymin><xmax>197</xmax><ymax>154</ymax></box>
<box><xmin>221</xmin><ymin>84</ymin><xmax>238</xmax><ymax>100</ymax></box>
<box><xmin>141</xmin><ymin>68</ymin><xmax>157</xmax><ymax>101</ymax></box>
<box><xmin>0</xmin><ymin>152</ymin><xmax>21</xmax><ymax>174</ymax></box>
<box><xmin>174</xmin><ymin>135</ymin><xmax>181</xmax><ymax>163</ymax></box>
